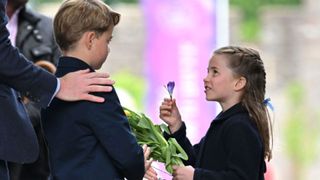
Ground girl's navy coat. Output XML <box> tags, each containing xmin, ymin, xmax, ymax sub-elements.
<box><xmin>166</xmin><ymin>103</ymin><xmax>266</xmax><ymax>180</ymax></box>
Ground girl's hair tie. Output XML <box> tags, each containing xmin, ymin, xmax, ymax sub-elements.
<box><xmin>263</xmin><ymin>98</ymin><xmax>274</xmax><ymax>111</ymax></box>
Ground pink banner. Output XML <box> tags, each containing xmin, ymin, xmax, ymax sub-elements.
<box><xmin>143</xmin><ymin>0</ymin><xmax>218</xmax><ymax>144</ymax></box>
<box><xmin>142</xmin><ymin>0</ymin><xmax>223</xmax><ymax>177</ymax></box>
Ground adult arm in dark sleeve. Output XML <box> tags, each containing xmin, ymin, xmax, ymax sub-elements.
<box><xmin>88</xmin><ymin>91</ymin><xmax>145</xmax><ymax>180</ymax></box>
<box><xmin>0</xmin><ymin>0</ymin><xmax>57</xmax><ymax>107</ymax></box>
<box><xmin>193</xmin><ymin>120</ymin><xmax>264</xmax><ymax>180</ymax></box>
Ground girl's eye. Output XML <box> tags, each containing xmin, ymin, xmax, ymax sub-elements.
<box><xmin>207</xmin><ymin>68</ymin><xmax>218</xmax><ymax>76</ymax></box>
<box><xmin>212</xmin><ymin>69</ymin><xmax>218</xmax><ymax>76</ymax></box>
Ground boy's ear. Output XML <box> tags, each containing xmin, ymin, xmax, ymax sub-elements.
<box><xmin>85</xmin><ymin>31</ymin><xmax>96</xmax><ymax>50</ymax></box>
<box><xmin>234</xmin><ymin>76</ymin><xmax>246</xmax><ymax>91</ymax></box>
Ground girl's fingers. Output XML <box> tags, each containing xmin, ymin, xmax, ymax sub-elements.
<box><xmin>160</xmin><ymin>103</ymin><xmax>173</xmax><ymax>111</ymax></box>
<box><xmin>159</xmin><ymin>111</ymin><xmax>171</xmax><ymax>117</ymax></box>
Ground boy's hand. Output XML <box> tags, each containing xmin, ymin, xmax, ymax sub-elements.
<box><xmin>144</xmin><ymin>166</ymin><xmax>158</xmax><ymax>180</ymax></box>
<box><xmin>56</xmin><ymin>69</ymin><xmax>114</xmax><ymax>102</ymax></box>
<box><xmin>159</xmin><ymin>98</ymin><xmax>182</xmax><ymax>134</ymax></box>
<box><xmin>142</xmin><ymin>145</ymin><xmax>158</xmax><ymax>180</ymax></box>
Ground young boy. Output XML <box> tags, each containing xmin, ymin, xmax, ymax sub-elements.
<box><xmin>41</xmin><ymin>0</ymin><xmax>146</xmax><ymax>179</ymax></box>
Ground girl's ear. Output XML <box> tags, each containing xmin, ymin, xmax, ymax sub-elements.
<box><xmin>234</xmin><ymin>76</ymin><xmax>246</xmax><ymax>91</ymax></box>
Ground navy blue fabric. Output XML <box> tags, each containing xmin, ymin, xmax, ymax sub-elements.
<box><xmin>0</xmin><ymin>160</ymin><xmax>9</xmax><ymax>180</ymax></box>
<box><xmin>0</xmin><ymin>0</ymin><xmax>56</xmax><ymax>107</ymax></box>
<box><xmin>166</xmin><ymin>103</ymin><xmax>266</xmax><ymax>180</ymax></box>
<box><xmin>42</xmin><ymin>57</ymin><xmax>145</xmax><ymax>180</ymax></box>
<box><xmin>0</xmin><ymin>0</ymin><xmax>57</xmax><ymax>164</ymax></box>
<box><xmin>7</xmin><ymin>4</ymin><xmax>61</xmax><ymax>180</ymax></box>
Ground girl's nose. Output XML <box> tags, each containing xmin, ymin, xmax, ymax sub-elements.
<box><xmin>203</xmin><ymin>74</ymin><xmax>209</xmax><ymax>82</ymax></box>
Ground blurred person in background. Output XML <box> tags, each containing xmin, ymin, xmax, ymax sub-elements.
<box><xmin>6</xmin><ymin>0</ymin><xmax>60</xmax><ymax>65</ymax></box>
<box><xmin>6</xmin><ymin>0</ymin><xmax>60</xmax><ymax>179</ymax></box>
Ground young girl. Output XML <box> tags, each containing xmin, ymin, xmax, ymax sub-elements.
<box><xmin>159</xmin><ymin>46</ymin><xmax>272</xmax><ymax>180</ymax></box>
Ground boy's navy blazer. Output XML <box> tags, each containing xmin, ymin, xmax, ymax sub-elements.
<box><xmin>42</xmin><ymin>57</ymin><xmax>145</xmax><ymax>180</ymax></box>
<box><xmin>0</xmin><ymin>0</ymin><xmax>57</xmax><ymax>163</ymax></box>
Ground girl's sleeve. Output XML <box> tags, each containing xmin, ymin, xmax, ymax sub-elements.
<box><xmin>164</xmin><ymin>122</ymin><xmax>203</xmax><ymax>166</ymax></box>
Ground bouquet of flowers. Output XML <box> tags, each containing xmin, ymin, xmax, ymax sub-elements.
<box><xmin>123</xmin><ymin>107</ymin><xmax>188</xmax><ymax>174</ymax></box>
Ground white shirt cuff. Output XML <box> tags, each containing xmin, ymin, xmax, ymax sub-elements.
<box><xmin>49</xmin><ymin>78</ymin><xmax>60</xmax><ymax>106</ymax></box>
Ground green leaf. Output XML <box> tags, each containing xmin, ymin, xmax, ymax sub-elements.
<box><xmin>160</xmin><ymin>123</ymin><xmax>170</xmax><ymax>134</ymax></box>
<box><xmin>169</xmin><ymin>138</ymin><xmax>188</xmax><ymax>160</ymax></box>
<box><xmin>123</xmin><ymin>107</ymin><xmax>189</xmax><ymax>175</ymax></box>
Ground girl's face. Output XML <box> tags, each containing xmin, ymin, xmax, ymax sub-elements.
<box><xmin>90</xmin><ymin>25</ymin><xmax>114</xmax><ymax>69</ymax></box>
<box><xmin>203</xmin><ymin>54</ymin><xmax>240</xmax><ymax>104</ymax></box>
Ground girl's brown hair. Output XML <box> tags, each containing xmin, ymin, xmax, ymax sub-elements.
<box><xmin>54</xmin><ymin>0</ymin><xmax>120</xmax><ymax>51</ymax></box>
<box><xmin>214</xmin><ymin>46</ymin><xmax>273</xmax><ymax>161</ymax></box>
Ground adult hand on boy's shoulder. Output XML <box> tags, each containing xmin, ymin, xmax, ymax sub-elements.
<box><xmin>56</xmin><ymin>69</ymin><xmax>114</xmax><ymax>103</ymax></box>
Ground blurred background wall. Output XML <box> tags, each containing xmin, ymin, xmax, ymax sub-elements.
<box><xmin>30</xmin><ymin>0</ymin><xmax>320</xmax><ymax>179</ymax></box>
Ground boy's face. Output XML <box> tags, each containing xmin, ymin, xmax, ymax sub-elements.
<box><xmin>90</xmin><ymin>25</ymin><xmax>114</xmax><ymax>69</ymax></box>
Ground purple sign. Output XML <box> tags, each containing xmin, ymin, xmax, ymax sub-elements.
<box><xmin>143</xmin><ymin>0</ymin><xmax>219</xmax><ymax>142</ymax></box>
<box><xmin>142</xmin><ymin>0</ymin><xmax>227</xmax><ymax>176</ymax></box>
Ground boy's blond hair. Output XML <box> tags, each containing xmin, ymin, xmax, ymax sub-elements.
<box><xmin>54</xmin><ymin>0</ymin><xmax>120</xmax><ymax>51</ymax></box>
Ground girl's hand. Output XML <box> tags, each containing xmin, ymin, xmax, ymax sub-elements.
<box><xmin>172</xmin><ymin>165</ymin><xmax>195</xmax><ymax>180</ymax></box>
<box><xmin>159</xmin><ymin>98</ymin><xmax>182</xmax><ymax>134</ymax></box>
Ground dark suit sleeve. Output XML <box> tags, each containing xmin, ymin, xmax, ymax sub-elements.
<box><xmin>194</xmin><ymin>120</ymin><xmax>264</xmax><ymax>180</ymax></box>
<box><xmin>87</xmin><ymin>92</ymin><xmax>145</xmax><ymax>180</ymax></box>
<box><xmin>0</xmin><ymin>0</ymin><xmax>57</xmax><ymax>107</ymax></box>
<box><xmin>164</xmin><ymin>122</ymin><xmax>201</xmax><ymax>166</ymax></box>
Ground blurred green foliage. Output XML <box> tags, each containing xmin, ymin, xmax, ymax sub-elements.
<box><xmin>103</xmin><ymin>0</ymin><xmax>138</xmax><ymax>4</ymax></box>
<box><xmin>29</xmin><ymin>0</ymin><xmax>138</xmax><ymax>5</ymax></box>
<box><xmin>112</xmin><ymin>72</ymin><xmax>146</xmax><ymax>110</ymax></box>
<box><xmin>30</xmin><ymin>0</ymin><xmax>59</xmax><ymax>4</ymax></box>
<box><xmin>31</xmin><ymin>0</ymin><xmax>301</xmax><ymax>42</ymax></box>
<box><xmin>284</xmin><ymin>82</ymin><xmax>320</xmax><ymax>180</ymax></box>
<box><xmin>29</xmin><ymin>0</ymin><xmax>59</xmax><ymax>8</ymax></box>
<box><xmin>230</xmin><ymin>0</ymin><xmax>301</xmax><ymax>41</ymax></box>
